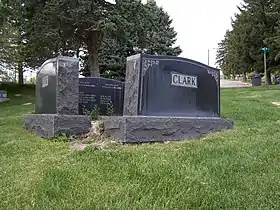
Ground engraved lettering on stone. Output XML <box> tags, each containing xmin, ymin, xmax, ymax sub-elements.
<box><xmin>42</xmin><ymin>75</ymin><xmax>48</xmax><ymax>88</ymax></box>
<box><xmin>100</xmin><ymin>95</ymin><xmax>112</xmax><ymax>105</ymax></box>
<box><xmin>142</xmin><ymin>58</ymin><xmax>159</xmax><ymax>76</ymax></box>
<box><xmin>171</xmin><ymin>73</ymin><xmax>197</xmax><ymax>88</ymax></box>
<box><xmin>79</xmin><ymin>93</ymin><xmax>96</xmax><ymax>103</ymax></box>
<box><xmin>207</xmin><ymin>69</ymin><xmax>219</xmax><ymax>85</ymax></box>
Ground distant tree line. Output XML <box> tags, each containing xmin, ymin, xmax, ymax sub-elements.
<box><xmin>0</xmin><ymin>0</ymin><xmax>182</xmax><ymax>84</ymax></box>
<box><xmin>216</xmin><ymin>0</ymin><xmax>280</xmax><ymax>84</ymax></box>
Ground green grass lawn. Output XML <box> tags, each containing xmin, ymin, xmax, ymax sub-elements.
<box><xmin>1</xmin><ymin>84</ymin><xmax>280</xmax><ymax>209</ymax></box>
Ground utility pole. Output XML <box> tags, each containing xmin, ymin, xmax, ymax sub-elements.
<box><xmin>208</xmin><ymin>48</ymin><xmax>217</xmax><ymax>67</ymax></box>
<box><xmin>208</xmin><ymin>49</ymin><xmax>210</xmax><ymax>66</ymax></box>
<box><xmin>261</xmin><ymin>47</ymin><xmax>269</xmax><ymax>86</ymax></box>
<box><xmin>264</xmin><ymin>51</ymin><xmax>267</xmax><ymax>86</ymax></box>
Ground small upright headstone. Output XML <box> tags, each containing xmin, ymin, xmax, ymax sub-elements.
<box><xmin>35</xmin><ymin>57</ymin><xmax>79</xmax><ymax>115</ymax></box>
<box><xmin>273</xmin><ymin>74</ymin><xmax>280</xmax><ymax>85</ymax></box>
<box><xmin>102</xmin><ymin>54</ymin><xmax>234</xmax><ymax>143</ymax></box>
<box><xmin>23</xmin><ymin>56</ymin><xmax>91</xmax><ymax>138</ymax></box>
<box><xmin>0</xmin><ymin>90</ymin><xmax>8</xmax><ymax>103</ymax></box>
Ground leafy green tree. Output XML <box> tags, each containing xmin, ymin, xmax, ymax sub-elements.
<box><xmin>2</xmin><ymin>0</ymin><xmax>182</xmax><ymax>80</ymax></box>
<box><xmin>25</xmin><ymin>0</ymin><xmax>129</xmax><ymax>76</ymax></box>
<box><xmin>217</xmin><ymin>0</ymin><xmax>279</xmax><ymax>84</ymax></box>
<box><xmin>84</xmin><ymin>0</ymin><xmax>182</xmax><ymax>77</ymax></box>
<box><xmin>0</xmin><ymin>0</ymin><xmax>27</xmax><ymax>84</ymax></box>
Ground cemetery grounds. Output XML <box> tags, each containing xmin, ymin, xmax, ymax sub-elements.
<box><xmin>1</xmin><ymin>84</ymin><xmax>280</xmax><ymax>209</ymax></box>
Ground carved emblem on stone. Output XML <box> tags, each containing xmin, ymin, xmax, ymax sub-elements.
<box><xmin>207</xmin><ymin>69</ymin><xmax>219</xmax><ymax>85</ymax></box>
<box><xmin>142</xmin><ymin>58</ymin><xmax>159</xmax><ymax>76</ymax></box>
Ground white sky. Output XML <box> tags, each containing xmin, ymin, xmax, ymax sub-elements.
<box><xmin>154</xmin><ymin>0</ymin><xmax>243</xmax><ymax>67</ymax></box>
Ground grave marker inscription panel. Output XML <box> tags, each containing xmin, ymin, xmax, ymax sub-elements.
<box><xmin>79</xmin><ymin>77</ymin><xmax>124</xmax><ymax>116</ymax></box>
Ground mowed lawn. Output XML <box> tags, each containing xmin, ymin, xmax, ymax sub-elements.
<box><xmin>1</xmin><ymin>84</ymin><xmax>280</xmax><ymax>209</ymax></box>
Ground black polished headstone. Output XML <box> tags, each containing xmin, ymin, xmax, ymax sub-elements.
<box><xmin>124</xmin><ymin>54</ymin><xmax>220</xmax><ymax>117</ymax></box>
<box><xmin>79</xmin><ymin>77</ymin><xmax>124</xmax><ymax>116</ymax></box>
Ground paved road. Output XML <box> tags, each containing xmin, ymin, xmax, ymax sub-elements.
<box><xmin>220</xmin><ymin>80</ymin><xmax>251</xmax><ymax>88</ymax></box>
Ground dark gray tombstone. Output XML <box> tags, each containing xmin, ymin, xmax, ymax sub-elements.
<box><xmin>273</xmin><ymin>74</ymin><xmax>280</xmax><ymax>85</ymax></box>
<box><xmin>101</xmin><ymin>54</ymin><xmax>234</xmax><ymax>143</ymax></box>
<box><xmin>79</xmin><ymin>77</ymin><xmax>124</xmax><ymax>116</ymax></box>
<box><xmin>124</xmin><ymin>55</ymin><xmax>220</xmax><ymax>117</ymax></box>
<box><xmin>23</xmin><ymin>56</ymin><xmax>91</xmax><ymax>138</ymax></box>
<box><xmin>124</xmin><ymin>54</ymin><xmax>220</xmax><ymax>117</ymax></box>
<box><xmin>35</xmin><ymin>57</ymin><xmax>79</xmax><ymax>115</ymax></box>
<box><xmin>0</xmin><ymin>90</ymin><xmax>8</xmax><ymax>103</ymax></box>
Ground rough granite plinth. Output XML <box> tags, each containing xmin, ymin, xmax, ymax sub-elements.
<box><xmin>101</xmin><ymin>116</ymin><xmax>234</xmax><ymax>143</ymax></box>
<box><xmin>23</xmin><ymin>114</ymin><xmax>91</xmax><ymax>138</ymax></box>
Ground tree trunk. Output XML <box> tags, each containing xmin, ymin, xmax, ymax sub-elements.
<box><xmin>242</xmin><ymin>71</ymin><xmax>247</xmax><ymax>82</ymax></box>
<box><xmin>266</xmin><ymin>70</ymin><xmax>272</xmax><ymax>85</ymax></box>
<box><xmin>18</xmin><ymin>62</ymin><xmax>24</xmax><ymax>85</ymax></box>
<box><xmin>76</xmin><ymin>48</ymin><xmax>80</xmax><ymax>58</ymax></box>
<box><xmin>87</xmin><ymin>31</ymin><xmax>100</xmax><ymax>76</ymax></box>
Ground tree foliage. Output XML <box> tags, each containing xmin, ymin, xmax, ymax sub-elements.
<box><xmin>0</xmin><ymin>0</ymin><xmax>28</xmax><ymax>84</ymax></box>
<box><xmin>216</xmin><ymin>0</ymin><xmax>280</xmax><ymax>84</ymax></box>
<box><xmin>18</xmin><ymin>0</ymin><xmax>181</xmax><ymax>79</ymax></box>
<box><xmin>0</xmin><ymin>0</ymin><xmax>181</xmax><ymax>81</ymax></box>
<box><xmin>91</xmin><ymin>0</ymin><xmax>182</xmax><ymax>78</ymax></box>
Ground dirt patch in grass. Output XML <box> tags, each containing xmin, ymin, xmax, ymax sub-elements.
<box><xmin>272</xmin><ymin>102</ymin><xmax>280</xmax><ymax>107</ymax></box>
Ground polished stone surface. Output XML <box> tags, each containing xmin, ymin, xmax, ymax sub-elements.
<box><xmin>123</xmin><ymin>54</ymin><xmax>220</xmax><ymax>117</ymax></box>
<box><xmin>79</xmin><ymin>77</ymin><xmax>125</xmax><ymax>116</ymax></box>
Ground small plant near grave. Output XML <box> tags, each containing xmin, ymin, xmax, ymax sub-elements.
<box><xmin>50</xmin><ymin>133</ymin><xmax>69</xmax><ymax>142</ymax></box>
<box><xmin>91</xmin><ymin>105</ymin><xmax>100</xmax><ymax>121</ymax></box>
<box><xmin>106</xmin><ymin>100</ymin><xmax>114</xmax><ymax>116</ymax></box>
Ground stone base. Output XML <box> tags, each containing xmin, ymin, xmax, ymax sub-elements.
<box><xmin>23</xmin><ymin>114</ymin><xmax>91</xmax><ymax>138</ymax></box>
<box><xmin>101</xmin><ymin>116</ymin><xmax>234</xmax><ymax>143</ymax></box>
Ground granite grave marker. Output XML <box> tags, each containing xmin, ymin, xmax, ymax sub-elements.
<box><xmin>79</xmin><ymin>77</ymin><xmax>124</xmax><ymax>116</ymax></box>
<box><xmin>124</xmin><ymin>54</ymin><xmax>220</xmax><ymax>117</ymax></box>
<box><xmin>23</xmin><ymin>56</ymin><xmax>91</xmax><ymax>138</ymax></box>
<box><xmin>0</xmin><ymin>90</ymin><xmax>8</xmax><ymax>103</ymax></box>
<box><xmin>101</xmin><ymin>54</ymin><xmax>234</xmax><ymax>142</ymax></box>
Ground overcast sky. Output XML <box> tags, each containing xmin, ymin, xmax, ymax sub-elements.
<box><xmin>154</xmin><ymin>0</ymin><xmax>243</xmax><ymax>67</ymax></box>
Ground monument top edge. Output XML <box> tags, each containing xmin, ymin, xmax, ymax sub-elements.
<box><xmin>126</xmin><ymin>53</ymin><xmax>220</xmax><ymax>71</ymax></box>
<box><xmin>40</xmin><ymin>56</ymin><xmax>79</xmax><ymax>69</ymax></box>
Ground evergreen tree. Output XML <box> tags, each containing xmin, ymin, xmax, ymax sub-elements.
<box><xmin>217</xmin><ymin>0</ymin><xmax>279</xmax><ymax>84</ymax></box>
<box><xmin>1</xmin><ymin>0</ymin><xmax>182</xmax><ymax>79</ymax></box>
<box><xmin>0</xmin><ymin>0</ymin><xmax>27</xmax><ymax>84</ymax></box>
<box><xmin>82</xmin><ymin>0</ymin><xmax>182</xmax><ymax>77</ymax></box>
